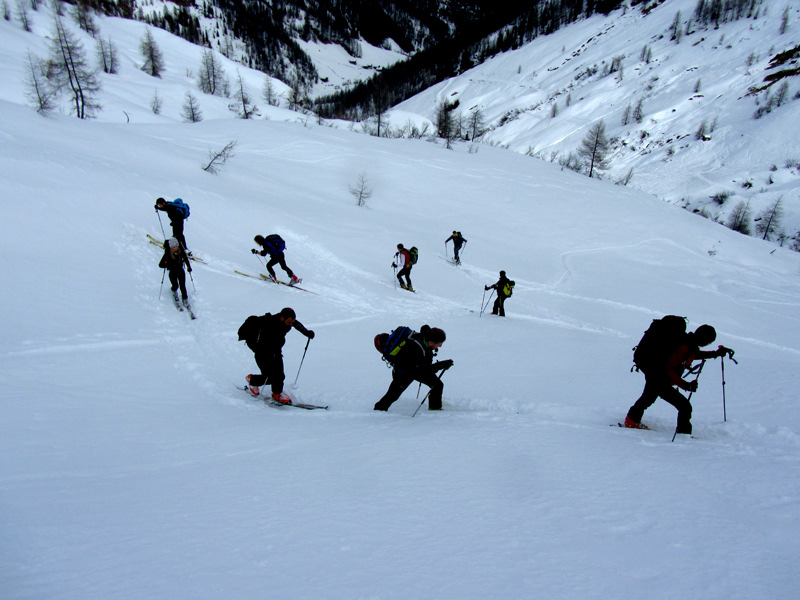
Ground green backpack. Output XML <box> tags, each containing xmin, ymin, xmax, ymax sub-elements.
<box><xmin>408</xmin><ymin>246</ymin><xmax>419</xmax><ymax>264</ymax></box>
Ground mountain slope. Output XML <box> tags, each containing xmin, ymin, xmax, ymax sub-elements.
<box><xmin>393</xmin><ymin>0</ymin><xmax>800</xmax><ymax>243</ymax></box>
<box><xmin>1</xmin><ymin>5</ymin><xmax>799</xmax><ymax>599</ymax></box>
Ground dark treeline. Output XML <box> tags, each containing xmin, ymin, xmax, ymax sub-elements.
<box><xmin>693</xmin><ymin>0</ymin><xmax>765</xmax><ymax>27</ymax></box>
<box><xmin>315</xmin><ymin>0</ymin><xmax>624</xmax><ymax>121</ymax></box>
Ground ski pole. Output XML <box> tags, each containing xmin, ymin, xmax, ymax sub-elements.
<box><xmin>480</xmin><ymin>288</ymin><xmax>487</xmax><ymax>316</ymax></box>
<box><xmin>721</xmin><ymin>356</ymin><xmax>727</xmax><ymax>422</ymax></box>
<box><xmin>719</xmin><ymin>347</ymin><xmax>738</xmax><ymax>423</ymax></box>
<box><xmin>292</xmin><ymin>337</ymin><xmax>311</xmax><ymax>388</ymax></box>
<box><xmin>159</xmin><ymin>268</ymin><xmax>166</xmax><ymax>299</ymax></box>
<box><xmin>411</xmin><ymin>369</ymin><xmax>447</xmax><ymax>418</ymax></box>
<box><xmin>156</xmin><ymin>207</ymin><xmax>167</xmax><ymax>240</ymax></box>
<box><xmin>672</xmin><ymin>360</ymin><xmax>705</xmax><ymax>442</ymax></box>
<box><xmin>480</xmin><ymin>289</ymin><xmax>495</xmax><ymax>316</ymax></box>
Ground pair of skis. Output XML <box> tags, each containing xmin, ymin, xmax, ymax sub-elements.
<box><xmin>234</xmin><ymin>270</ymin><xmax>317</xmax><ymax>294</ymax></box>
<box><xmin>147</xmin><ymin>234</ymin><xmax>205</xmax><ymax>263</ymax></box>
<box><xmin>239</xmin><ymin>386</ymin><xmax>327</xmax><ymax>410</ymax></box>
<box><xmin>172</xmin><ymin>292</ymin><xmax>196</xmax><ymax>319</ymax></box>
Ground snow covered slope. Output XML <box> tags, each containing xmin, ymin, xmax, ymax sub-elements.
<box><xmin>394</xmin><ymin>0</ymin><xmax>800</xmax><ymax>241</ymax></box>
<box><xmin>1</xmin><ymin>5</ymin><xmax>799</xmax><ymax>599</ymax></box>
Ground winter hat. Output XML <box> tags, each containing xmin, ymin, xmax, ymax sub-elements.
<box><xmin>694</xmin><ymin>325</ymin><xmax>717</xmax><ymax>347</ymax></box>
<box><xmin>167</xmin><ymin>237</ymin><xmax>180</xmax><ymax>249</ymax></box>
<box><xmin>427</xmin><ymin>327</ymin><xmax>446</xmax><ymax>344</ymax></box>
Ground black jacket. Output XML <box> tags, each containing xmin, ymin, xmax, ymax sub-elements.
<box><xmin>392</xmin><ymin>331</ymin><xmax>448</xmax><ymax>377</ymax></box>
<box><xmin>159</xmin><ymin>247</ymin><xmax>191</xmax><ymax>272</ymax></box>
<box><xmin>254</xmin><ymin>313</ymin><xmax>310</xmax><ymax>353</ymax></box>
<box><xmin>156</xmin><ymin>203</ymin><xmax>184</xmax><ymax>225</ymax></box>
<box><xmin>488</xmin><ymin>275</ymin><xmax>513</xmax><ymax>298</ymax></box>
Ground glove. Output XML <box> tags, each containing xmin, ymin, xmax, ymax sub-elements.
<box><xmin>484</xmin><ymin>285</ymin><xmax>490</xmax><ymax>291</ymax></box>
<box><xmin>438</xmin><ymin>359</ymin><xmax>454</xmax><ymax>371</ymax></box>
<box><xmin>391</xmin><ymin>262</ymin><xmax>397</xmax><ymax>268</ymax></box>
<box><xmin>251</xmin><ymin>248</ymin><xmax>258</xmax><ymax>254</ymax></box>
<box><xmin>683</xmin><ymin>380</ymin><xmax>698</xmax><ymax>393</ymax></box>
<box><xmin>717</xmin><ymin>346</ymin><xmax>733</xmax><ymax>358</ymax></box>
<box><xmin>306</xmin><ymin>330</ymin><xmax>315</xmax><ymax>340</ymax></box>
<box><xmin>187</xmin><ymin>266</ymin><xmax>192</xmax><ymax>273</ymax></box>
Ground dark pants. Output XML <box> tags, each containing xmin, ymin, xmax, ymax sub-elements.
<box><xmin>453</xmin><ymin>243</ymin><xmax>463</xmax><ymax>262</ymax></box>
<box><xmin>492</xmin><ymin>295</ymin><xmax>507</xmax><ymax>316</ymax></box>
<box><xmin>374</xmin><ymin>369</ymin><xmax>443</xmax><ymax>411</ymax></box>
<box><xmin>171</xmin><ymin>220</ymin><xmax>188</xmax><ymax>251</ymax></box>
<box><xmin>168</xmin><ymin>269</ymin><xmax>188</xmax><ymax>299</ymax></box>
<box><xmin>267</xmin><ymin>252</ymin><xmax>294</xmax><ymax>279</ymax></box>
<box><xmin>627</xmin><ymin>371</ymin><xmax>693</xmax><ymax>434</ymax></box>
<box><xmin>396</xmin><ymin>266</ymin><xmax>412</xmax><ymax>288</ymax></box>
<box><xmin>249</xmin><ymin>349</ymin><xmax>285</xmax><ymax>395</ymax></box>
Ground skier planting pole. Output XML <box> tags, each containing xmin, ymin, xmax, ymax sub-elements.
<box><xmin>241</xmin><ymin>307</ymin><xmax>315</xmax><ymax>403</ymax></box>
<box><xmin>373</xmin><ymin>325</ymin><xmax>451</xmax><ymax>412</ymax></box>
<box><xmin>624</xmin><ymin>318</ymin><xmax>733</xmax><ymax>436</ymax></box>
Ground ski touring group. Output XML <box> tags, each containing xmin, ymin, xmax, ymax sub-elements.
<box><xmin>150</xmin><ymin>197</ymin><xmax>736</xmax><ymax>432</ymax></box>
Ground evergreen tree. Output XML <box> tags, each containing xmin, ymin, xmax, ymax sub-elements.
<box><xmin>47</xmin><ymin>14</ymin><xmax>101</xmax><ymax>119</ymax></box>
<box><xmin>197</xmin><ymin>48</ymin><xmax>228</xmax><ymax>97</ymax></box>
<box><xmin>754</xmin><ymin>198</ymin><xmax>784</xmax><ymax>241</ymax></box>
<box><xmin>231</xmin><ymin>70</ymin><xmax>259</xmax><ymax>119</ymax></box>
<box><xmin>467</xmin><ymin>107</ymin><xmax>486</xmax><ymax>140</ymax></box>
<box><xmin>140</xmin><ymin>28</ymin><xmax>165</xmax><ymax>78</ymax></box>
<box><xmin>262</xmin><ymin>76</ymin><xmax>280</xmax><ymax>107</ymax></box>
<box><xmin>181</xmin><ymin>90</ymin><xmax>203</xmax><ymax>123</ymax></box>
<box><xmin>727</xmin><ymin>201</ymin><xmax>753</xmax><ymax>234</ymax></box>
<box><xmin>96</xmin><ymin>36</ymin><xmax>118</xmax><ymax>74</ymax></box>
<box><xmin>23</xmin><ymin>51</ymin><xmax>56</xmax><ymax>115</ymax></box>
<box><xmin>578</xmin><ymin>120</ymin><xmax>610</xmax><ymax>178</ymax></box>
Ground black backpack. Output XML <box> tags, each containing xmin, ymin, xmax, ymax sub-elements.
<box><xmin>633</xmin><ymin>315</ymin><xmax>687</xmax><ymax>371</ymax></box>
<box><xmin>238</xmin><ymin>313</ymin><xmax>269</xmax><ymax>350</ymax></box>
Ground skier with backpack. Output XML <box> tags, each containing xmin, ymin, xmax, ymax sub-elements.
<box><xmin>445</xmin><ymin>231</ymin><xmax>467</xmax><ymax>264</ymax></box>
<box><xmin>155</xmin><ymin>197</ymin><xmax>190</xmax><ymax>253</ymax></box>
<box><xmin>373</xmin><ymin>325</ymin><xmax>453</xmax><ymax>412</ymax></box>
<box><xmin>485</xmin><ymin>271</ymin><xmax>515</xmax><ymax>316</ymax></box>
<box><xmin>252</xmin><ymin>234</ymin><xmax>300</xmax><ymax>285</ymax></box>
<box><xmin>392</xmin><ymin>243</ymin><xmax>417</xmax><ymax>291</ymax></box>
<box><xmin>239</xmin><ymin>307</ymin><xmax>315</xmax><ymax>403</ymax></box>
<box><xmin>625</xmin><ymin>316</ymin><xmax>733</xmax><ymax>434</ymax></box>
<box><xmin>159</xmin><ymin>237</ymin><xmax>192</xmax><ymax>306</ymax></box>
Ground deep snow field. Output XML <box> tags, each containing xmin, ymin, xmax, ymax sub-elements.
<box><xmin>1</xmin><ymin>4</ymin><xmax>799</xmax><ymax>599</ymax></box>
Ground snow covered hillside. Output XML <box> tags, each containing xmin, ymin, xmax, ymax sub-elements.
<box><xmin>2</xmin><ymin>5</ymin><xmax>800</xmax><ymax>599</ymax></box>
<box><xmin>394</xmin><ymin>0</ymin><xmax>800</xmax><ymax>243</ymax></box>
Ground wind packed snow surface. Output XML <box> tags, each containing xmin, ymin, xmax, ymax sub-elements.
<box><xmin>1</xmin><ymin>5</ymin><xmax>799</xmax><ymax>600</ymax></box>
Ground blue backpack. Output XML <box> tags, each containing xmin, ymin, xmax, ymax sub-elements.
<box><xmin>374</xmin><ymin>326</ymin><xmax>415</xmax><ymax>364</ymax></box>
<box><xmin>170</xmin><ymin>198</ymin><xmax>190</xmax><ymax>219</ymax></box>
<box><xmin>264</xmin><ymin>234</ymin><xmax>285</xmax><ymax>254</ymax></box>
